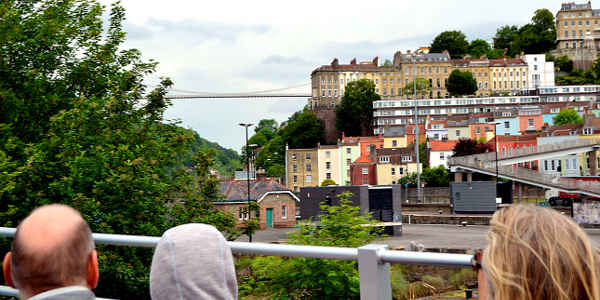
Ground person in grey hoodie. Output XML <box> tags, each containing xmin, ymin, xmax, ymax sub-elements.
<box><xmin>150</xmin><ymin>224</ymin><xmax>238</xmax><ymax>300</ymax></box>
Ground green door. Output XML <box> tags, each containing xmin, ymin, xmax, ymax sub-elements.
<box><xmin>266</xmin><ymin>208</ymin><xmax>273</xmax><ymax>228</ymax></box>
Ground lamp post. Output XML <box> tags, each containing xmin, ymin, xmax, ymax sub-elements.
<box><xmin>412</xmin><ymin>53</ymin><xmax>421</xmax><ymax>202</ymax></box>
<box><xmin>492</xmin><ymin>121</ymin><xmax>502</xmax><ymax>180</ymax></box>
<box><xmin>239</xmin><ymin>122</ymin><xmax>254</xmax><ymax>242</ymax></box>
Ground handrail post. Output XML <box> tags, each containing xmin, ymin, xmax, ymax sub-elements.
<box><xmin>358</xmin><ymin>244</ymin><xmax>392</xmax><ymax>300</ymax></box>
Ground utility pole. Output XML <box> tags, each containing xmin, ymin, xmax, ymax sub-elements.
<box><xmin>239</xmin><ymin>122</ymin><xmax>254</xmax><ymax>242</ymax></box>
<box><xmin>412</xmin><ymin>53</ymin><xmax>421</xmax><ymax>203</ymax></box>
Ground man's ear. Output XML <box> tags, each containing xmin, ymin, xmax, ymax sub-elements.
<box><xmin>86</xmin><ymin>250</ymin><xmax>99</xmax><ymax>290</ymax></box>
<box><xmin>3</xmin><ymin>252</ymin><xmax>15</xmax><ymax>288</ymax></box>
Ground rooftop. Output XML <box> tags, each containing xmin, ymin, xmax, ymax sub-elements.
<box><xmin>429</xmin><ymin>140</ymin><xmax>458</xmax><ymax>152</ymax></box>
<box><xmin>217</xmin><ymin>179</ymin><xmax>290</xmax><ymax>202</ymax></box>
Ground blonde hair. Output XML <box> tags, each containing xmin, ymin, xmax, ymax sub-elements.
<box><xmin>484</xmin><ymin>204</ymin><xmax>600</xmax><ymax>300</ymax></box>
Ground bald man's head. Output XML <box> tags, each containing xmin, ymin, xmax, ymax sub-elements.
<box><xmin>5</xmin><ymin>204</ymin><xmax>97</xmax><ymax>297</ymax></box>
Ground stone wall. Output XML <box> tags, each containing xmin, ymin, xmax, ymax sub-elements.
<box><xmin>401</xmin><ymin>187</ymin><xmax>450</xmax><ymax>204</ymax></box>
<box><xmin>312</xmin><ymin>108</ymin><xmax>339</xmax><ymax>144</ymax></box>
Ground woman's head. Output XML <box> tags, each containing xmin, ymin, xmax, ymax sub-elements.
<box><xmin>481</xmin><ymin>204</ymin><xmax>600</xmax><ymax>300</ymax></box>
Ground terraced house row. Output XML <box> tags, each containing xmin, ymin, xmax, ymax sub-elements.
<box><xmin>286</xmin><ymin>103</ymin><xmax>600</xmax><ymax>192</ymax></box>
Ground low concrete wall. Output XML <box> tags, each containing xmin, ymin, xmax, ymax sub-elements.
<box><xmin>403</xmin><ymin>187</ymin><xmax>450</xmax><ymax>204</ymax></box>
<box><xmin>402</xmin><ymin>204</ymin><xmax>451</xmax><ymax>214</ymax></box>
<box><xmin>402</xmin><ymin>214</ymin><xmax>491</xmax><ymax>225</ymax></box>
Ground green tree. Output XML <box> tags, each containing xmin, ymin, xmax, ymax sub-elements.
<box><xmin>243</xmin><ymin>192</ymin><xmax>382</xmax><ymax>299</ymax></box>
<box><xmin>555</xmin><ymin>55</ymin><xmax>574</xmax><ymax>73</ymax></box>
<box><xmin>336</xmin><ymin>79</ymin><xmax>381</xmax><ymax>136</ymax></box>
<box><xmin>469</xmin><ymin>39</ymin><xmax>491</xmax><ymax>58</ymax></box>
<box><xmin>452</xmin><ymin>139</ymin><xmax>493</xmax><ymax>157</ymax></box>
<box><xmin>447</xmin><ymin>70</ymin><xmax>478</xmax><ymax>96</ymax></box>
<box><xmin>553</xmin><ymin>108</ymin><xmax>584</xmax><ymax>125</ymax></box>
<box><xmin>255</xmin><ymin>119</ymin><xmax>278</xmax><ymax>134</ymax></box>
<box><xmin>486</xmin><ymin>48</ymin><xmax>505</xmax><ymax>59</ymax></box>
<box><xmin>430</xmin><ymin>30</ymin><xmax>469</xmax><ymax>58</ymax></box>
<box><xmin>493</xmin><ymin>25</ymin><xmax>520</xmax><ymax>56</ymax></box>
<box><xmin>0</xmin><ymin>1</ymin><xmax>236</xmax><ymax>297</ymax></box>
<box><xmin>402</xmin><ymin>78</ymin><xmax>431</xmax><ymax>98</ymax></box>
<box><xmin>321</xmin><ymin>178</ymin><xmax>337</xmax><ymax>186</ymax></box>
<box><xmin>421</xmin><ymin>166</ymin><xmax>450</xmax><ymax>187</ymax></box>
<box><xmin>383</xmin><ymin>59</ymin><xmax>393</xmax><ymax>67</ymax></box>
<box><xmin>255</xmin><ymin>135</ymin><xmax>285</xmax><ymax>177</ymax></box>
<box><xmin>280</xmin><ymin>110</ymin><xmax>325</xmax><ymax>149</ymax></box>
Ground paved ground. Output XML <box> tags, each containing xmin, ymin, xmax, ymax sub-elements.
<box><xmin>236</xmin><ymin>224</ymin><xmax>600</xmax><ymax>250</ymax></box>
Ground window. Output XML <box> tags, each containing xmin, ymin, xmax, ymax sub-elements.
<box><xmin>346</xmin><ymin>158</ymin><xmax>351</xmax><ymax>165</ymax></box>
<box><xmin>306</xmin><ymin>164</ymin><xmax>312</xmax><ymax>172</ymax></box>
<box><xmin>504</xmin><ymin>121</ymin><xmax>510</xmax><ymax>129</ymax></box>
<box><xmin>544</xmin><ymin>160</ymin><xmax>548</xmax><ymax>171</ymax></box>
<box><xmin>362</xmin><ymin>168</ymin><xmax>369</xmax><ymax>175</ymax></box>
<box><xmin>402</xmin><ymin>156</ymin><xmax>412</xmax><ymax>162</ymax></box>
<box><xmin>293</xmin><ymin>165</ymin><xmax>297</xmax><ymax>172</ymax></box>
<box><xmin>326</xmin><ymin>172</ymin><xmax>331</xmax><ymax>179</ymax></box>
<box><xmin>325</xmin><ymin>162</ymin><xmax>331</xmax><ymax>169</ymax></box>
<box><xmin>392</xmin><ymin>140</ymin><xmax>397</xmax><ymax>147</ymax></box>
<box><xmin>399</xmin><ymin>168</ymin><xmax>404</xmax><ymax>175</ymax></box>
<box><xmin>306</xmin><ymin>153</ymin><xmax>311</xmax><ymax>160</ymax></box>
<box><xmin>292</xmin><ymin>153</ymin><xmax>297</xmax><ymax>161</ymax></box>
<box><xmin>391</xmin><ymin>168</ymin><xmax>396</xmax><ymax>175</ymax></box>
<box><xmin>326</xmin><ymin>151</ymin><xmax>331</xmax><ymax>158</ymax></box>
<box><xmin>293</xmin><ymin>175</ymin><xmax>298</xmax><ymax>183</ymax></box>
<box><xmin>456</xmin><ymin>130</ymin><xmax>461</xmax><ymax>137</ymax></box>
<box><xmin>346</xmin><ymin>148</ymin><xmax>351</xmax><ymax>154</ymax></box>
<box><xmin>476</xmin><ymin>127</ymin><xmax>481</xmax><ymax>134</ymax></box>
<box><xmin>306</xmin><ymin>175</ymin><xmax>312</xmax><ymax>183</ymax></box>
<box><xmin>281</xmin><ymin>205</ymin><xmax>287</xmax><ymax>219</ymax></box>
<box><xmin>584</xmin><ymin>127</ymin><xmax>593</xmax><ymax>135</ymax></box>
<box><xmin>528</xmin><ymin>119</ymin><xmax>534</xmax><ymax>127</ymax></box>
<box><xmin>362</xmin><ymin>178</ymin><xmax>368</xmax><ymax>184</ymax></box>
<box><xmin>440</xmin><ymin>152</ymin><xmax>445</xmax><ymax>160</ymax></box>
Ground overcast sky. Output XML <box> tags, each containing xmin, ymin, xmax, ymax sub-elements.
<box><xmin>99</xmin><ymin>0</ymin><xmax>564</xmax><ymax>152</ymax></box>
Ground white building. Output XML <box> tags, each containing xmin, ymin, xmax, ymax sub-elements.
<box><xmin>428</xmin><ymin>140</ymin><xmax>458</xmax><ymax>169</ymax></box>
<box><xmin>522</xmin><ymin>54</ymin><xmax>555</xmax><ymax>90</ymax></box>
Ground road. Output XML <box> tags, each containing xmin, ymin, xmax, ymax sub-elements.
<box><xmin>236</xmin><ymin>224</ymin><xmax>600</xmax><ymax>250</ymax></box>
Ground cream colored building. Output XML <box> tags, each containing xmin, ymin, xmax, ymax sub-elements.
<box><xmin>489</xmin><ymin>58</ymin><xmax>529</xmax><ymax>95</ymax></box>
<box><xmin>375</xmin><ymin>148</ymin><xmax>420</xmax><ymax>185</ymax></box>
<box><xmin>317</xmin><ymin>144</ymin><xmax>341</xmax><ymax>186</ymax></box>
<box><xmin>447</xmin><ymin>120</ymin><xmax>471</xmax><ymax>141</ymax></box>
<box><xmin>383</xmin><ymin>126</ymin><xmax>408</xmax><ymax>148</ymax></box>
<box><xmin>556</xmin><ymin>2</ymin><xmax>600</xmax><ymax>51</ymax></box>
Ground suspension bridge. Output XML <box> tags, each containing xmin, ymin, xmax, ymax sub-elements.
<box><xmin>158</xmin><ymin>83</ymin><xmax>312</xmax><ymax>100</ymax></box>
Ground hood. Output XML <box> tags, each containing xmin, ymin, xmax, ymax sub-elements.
<box><xmin>150</xmin><ymin>224</ymin><xmax>238</xmax><ymax>300</ymax></box>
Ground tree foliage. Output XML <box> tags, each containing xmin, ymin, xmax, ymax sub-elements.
<box><xmin>321</xmin><ymin>178</ymin><xmax>337</xmax><ymax>186</ymax></box>
<box><xmin>553</xmin><ymin>108</ymin><xmax>584</xmax><ymax>125</ymax></box>
<box><xmin>430</xmin><ymin>30</ymin><xmax>469</xmax><ymax>58</ymax></box>
<box><xmin>555</xmin><ymin>55</ymin><xmax>574</xmax><ymax>73</ymax></box>
<box><xmin>492</xmin><ymin>9</ymin><xmax>556</xmax><ymax>56</ymax></box>
<box><xmin>241</xmin><ymin>192</ymin><xmax>382</xmax><ymax>299</ymax></box>
<box><xmin>421</xmin><ymin>166</ymin><xmax>450</xmax><ymax>187</ymax></box>
<box><xmin>280</xmin><ymin>110</ymin><xmax>325</xmax><ymax>149</ymax></box>
<box><xmin>469</xmin><ymin>39</ymin><xmax>491</xmax><ymax>58</ymax></box>
<box><xmin>447</xmin><ymin>70</ymin><xmax>478</xmax><ymax>96</ymax></box>
<box><xmin>452</xmin><ymin>139</ymin><xmax>493</xmax><ymax>157</ymax></box>
<box><xmin>336</xmin><ymin>79</ymin><xmax>380</xmax><ymax>136</ymax></box>
<box><xmin>0</xmin><ymin>1</ymin><xmax>236</xmax><ymax>297</ymax></box>
<box><xmin>402</xmin><ymin>78</ymin><xmax>431</xmax><ymax>98</ymax></box>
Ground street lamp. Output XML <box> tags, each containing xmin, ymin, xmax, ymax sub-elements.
<box><xmin>411</xmin><ymin>53</ymin><xmax>422</xmax><ymax>202</ymax></box>
<box><xmin>239</xmin><ymin>122</ymin><xmax>254</xmax><ymax>242</ymax></box>
<box><xmin>491</xmin><ymin>121</ymin><xmax>503</xmax><ymax>180</ymax></box>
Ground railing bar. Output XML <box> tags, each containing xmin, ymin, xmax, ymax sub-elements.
<box><xmin>0</xmin><ymin>285</ymin><xmax>116</xmax><ymax>300</ymax></box>
<box><xmin>379</xmin><ymin>251</ymin><xmax>472</xmax><ymax>268</ymax></box>
<box><xmin>230</xmin><ymin>242</ymin><xmax>358</xmax><ymax>260</ymax></box>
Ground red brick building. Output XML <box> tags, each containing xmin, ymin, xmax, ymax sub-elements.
<box><xmin>214</xmin><ymin>179</ymin><xmax>299</xmax><ymax>229</ymax></box>
<box><xmin>349</xmin><ymin>154</ymin><xmax>377</xmax><ymax>185</ymax></box>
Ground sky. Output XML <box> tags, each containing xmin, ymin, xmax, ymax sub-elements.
<box><xmin>99</xmin><ymin>0</ymin><xmax>564</xmax><ymax>152</ymax></box>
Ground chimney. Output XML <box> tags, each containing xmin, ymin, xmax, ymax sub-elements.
<box><xmin>331</xmin><ymin>58</ymin><xmax>339</xmax><ymax>67</ymax></box>
<box><xmin>350</xmin><ymin>58</ymin><xmax>357</xmax><ymax>65</ymax></box>
<box><xmin>372</xmin><ymin>56</ymin><xmax>379</xmax><ymax>66</ymax></box>
<box><xmin>407</xmin><ymin>50</ymin><xmax>411</xmax><ymax>55</ymax></box>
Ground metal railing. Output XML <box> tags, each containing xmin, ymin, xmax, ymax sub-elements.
<box><xmin>0</xmin><ymin>227</ymin><xmax>473</xmax><ymax>300</ymax></box>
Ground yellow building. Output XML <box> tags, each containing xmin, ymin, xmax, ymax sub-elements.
<box><xmin>447</xmin><ymin>120</ymin><xmax>471</xmax><ymax>141</ymax></box>
<box><xmin>317</xmin><ymin>144</ymin><xmax>341</xmax><ymax>186</ymax></box>
<box><xmin>489</xmin><ymin>58</ymin><xmax>529</xmax><ymax>95</ymax></box>
<box><xmin>383</xmin><ymin>126</ymin><xmax>408</xmax><ymax>148</ymax></box>
<box><xmin>375</xmin><ymin>148</ymin><xmax>421</xmax><ymax>185</ymax></box>
<box><xmin>286</xmin><ymin>147</ymin><xmax>319</xmax><ymax>192</ymax></box>
<box><xmin>555</xmin><ymin>2</ymin><xmax>600</xmax><ymax>51</ymax></box>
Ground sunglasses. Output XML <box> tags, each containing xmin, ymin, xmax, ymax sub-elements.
<box><xmin>472</xmin><ymin>251</ymin><xmax>483</xmax><ymax>273</ymax></box>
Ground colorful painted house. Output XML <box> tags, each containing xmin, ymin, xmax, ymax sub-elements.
<box><xmin>215</xmin><ymin>179</ymin><xmax>299</xmax><ymax>229</ymax></box>
<box><xmin>495</xmin><ymin>134</ymin><xmax>539</xmax><ymax>169</ymax></box>
<box><xmin>518</xmin><ymin>106</ymin><xmax>544</xmax><ymax>134</ymax></box>
<box><xmin>339</xmin><ymin>136</ymin><xmax>360</xmax><ymax>185</ymax></box>
<box><xmin>406</xmin><ymin>124</ymin><xmax>427</xmax><ymax>146</ymax></box>
<box><xmin>447</xmin><ymin>120</ymin><xmax>470</xmax><ymax>141</ymax></box>
<box><xmin>469</xmin><ymin>122</ymin><xmax>494</xmax><ymax>142</ymax></box>
<box><xmin>429</xmin><ymin>140</ymin><xmax>458</xmax><ymax>168</ymax></box>
<box><xmin>425</xmin><ymin>119</ymin><xmax>448</xmax><ymax>141</ymax></box>
<box><xmin>317</xmin><ymin>144</ymin><xmax>341</xmax><ymax>186</ymax></box>
<box><xmin>375</xmin><ymin>148</ymin><xmax>420</xmax><ymax>185</ymax></box>
<box><xmin>537</xmin><ymin>124</ymin><xmax>583</xmax><ymax>176</ymax></box>
<box><xmin>358</xmin><ymin>136</ymin><xmax>384</xmax><ymax>157</ymax></box>
<box><xmin>492</xmin><ymin>109</ymin><xmax>519</xmax><ymax>136</ymax></box>
<box><xmin>349</xmin><ymin>154</ymin><xmax>377</xmax><ymax>185</ymax></box>
<box><xmin>383</xmin><ymin>126</ymin><xmax>408</xmax><ymax>148</ymax></box>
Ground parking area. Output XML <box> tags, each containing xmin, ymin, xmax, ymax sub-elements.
<box><xmin>236</xmin><ymin>224</ymin><xmax>600</xmax><ymax>250</ymax></box>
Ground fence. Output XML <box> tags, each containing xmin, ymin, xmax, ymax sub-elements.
<box><xmin>0</xmin><ymin>227</ymin><xmax>473</xmax><ymax>300</ymax></box>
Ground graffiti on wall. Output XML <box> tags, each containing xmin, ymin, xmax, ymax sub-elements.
<box><xmin>573</xmin><ymin>200</ymin><xmax>600</xmax><ymax>225</ymax></box>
